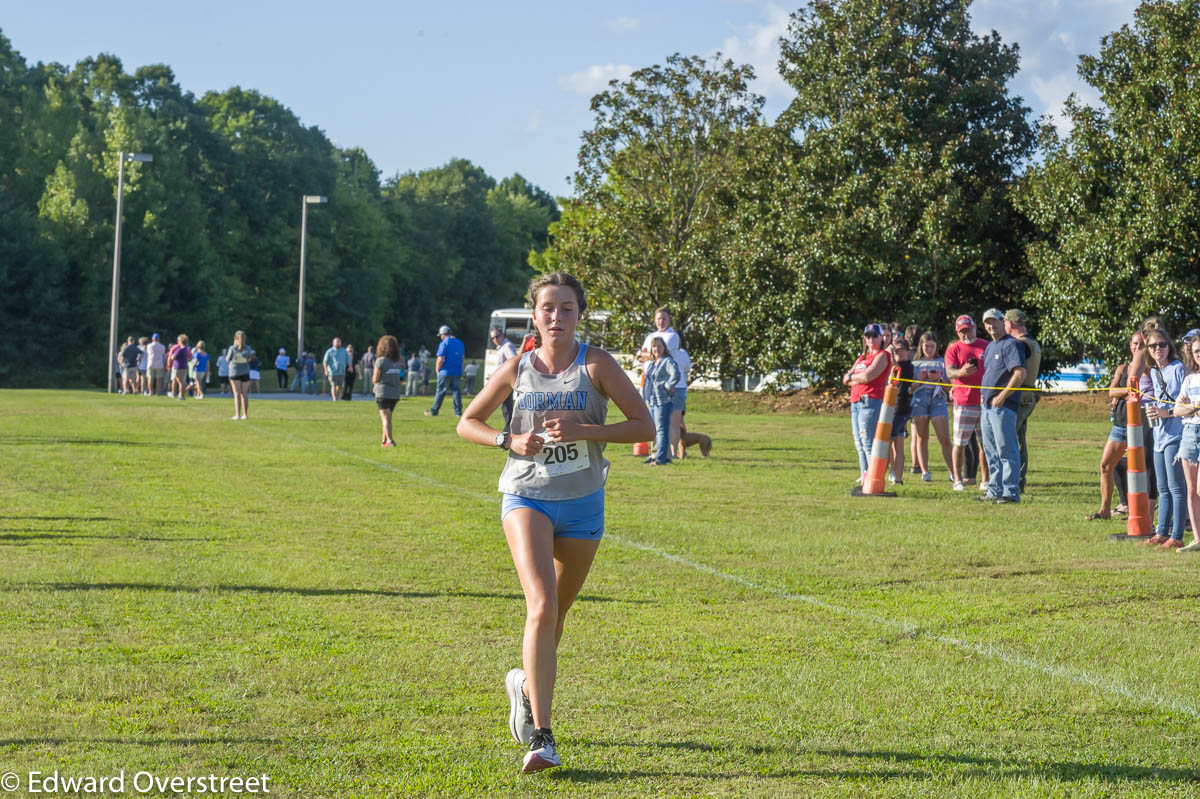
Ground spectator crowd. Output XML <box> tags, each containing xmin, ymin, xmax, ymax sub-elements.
<box><xmin>844</xmin><ymin>308</ymin><xmax>1040</xmax><ymax>504</ymax></box>
<box><xmin>843</xmin><ymin>310</ymin><xmax>1200</xmax><ymax>552</ymax></box>
<box><xmin>114</xmin><ymin>331</ymin><xmax>482</xmax><ymax>403</ymax></box>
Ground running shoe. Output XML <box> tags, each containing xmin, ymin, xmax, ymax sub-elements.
<box><xmin>1179</xmin><ymin>541</ymin><xmax>1200</xmax><ymax>552</ymax></box>
<box><xmin>522</xmin><ymin>728</ymin><xmax>561</xmax><ymax>773</ymax></box>
<box><xmin>921</xmin><ymin>472</ymin><xmax>932</xmax><ymax>483</ymax></box>
<box><xmin>505</xmin><ymin>668</ymin><xmax>534</xmax><ymax>745</ymax></box>
<box><xmin>953</xmin><ymin>481</ymin><xmax>965</xmax><ymax>491</ymax></box>
<box><xmin>910</xmin><ymin>466</ymin><xmax>921</xmax><ymax>475</ymax></box>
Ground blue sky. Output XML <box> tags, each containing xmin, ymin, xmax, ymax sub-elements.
<box><xmin>5</xmin><ymin>0</ymin><xmax>1139</xmax><ymax>196</ymax></box>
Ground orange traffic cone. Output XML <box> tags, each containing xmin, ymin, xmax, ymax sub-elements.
<box><xmin>853</xmin><ymin>366</ymin><xmax>900</xmax><ymax>497</ymax></box>
<box><xmin>1115</xmin><ymin>377</ymin><xmax>1153</xmax><ymax>540</ymax></box>
<box><xmin>633</xmin><ymin>441</ymin><xmax>650</xmax><ymax>457</ymax></box>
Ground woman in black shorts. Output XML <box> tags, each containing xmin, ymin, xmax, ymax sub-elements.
<box><xmin>224</xmin><ymin>330</ymin><xmax>254</xmax><ymax>420</ymax></box>
<box><xmin>372</xmin><ymin>335</ymin><xmax>403</xmax><ymax>447</ymax></box>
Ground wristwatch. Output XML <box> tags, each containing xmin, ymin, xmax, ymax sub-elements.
<box><xmin>494</xmin><ymin>432</ymin><xmax>510</xmax><ymax>450</ymax></box>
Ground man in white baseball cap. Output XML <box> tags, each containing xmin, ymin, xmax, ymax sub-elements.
<box><xmin>426</xmin><ymin>325</ymin><xmax>464</xmax><ymax>417</ymax></box>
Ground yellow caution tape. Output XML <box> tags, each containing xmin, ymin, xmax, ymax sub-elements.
<box><xmin>891</xmin><ymin>377</ymin><xmax>1195</xmax><ymax>411</ymax></box>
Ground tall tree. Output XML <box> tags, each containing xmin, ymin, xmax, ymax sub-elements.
<box><xmin>1018</xmin><ymin>0</ymin><xmax>1200</xmax><ymax>365</ymax></box>
<box><xmin>539</xmin><ymin>53</ymin><xmax>764</xmax><ymax>359</ymax></box>
<box><xmin>743</xmin><ymin>0</ymin><xmax>1036</xmax><ymax>381</ymax></box>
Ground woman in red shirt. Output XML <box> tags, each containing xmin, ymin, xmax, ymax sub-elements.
<box><xmin>843</xmin><ymin>323</ymin><xmax>892</xmax><ymax>484</ymax></box>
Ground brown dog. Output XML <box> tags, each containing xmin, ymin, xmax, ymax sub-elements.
<box><xmin>678</xmin><ymin>421</ymin><xmax>712</xmax><ymax>458</ymax></box>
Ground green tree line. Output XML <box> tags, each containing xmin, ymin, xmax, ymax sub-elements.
<box><xmin>0</xmin><ymin>31</ymin><xmax>557</xmax><ymax>387</ymax></box>
<box><xmin>538</xmin><ymin>0</ymin><xmax>1200</xmax><ymax>383</ymax></box>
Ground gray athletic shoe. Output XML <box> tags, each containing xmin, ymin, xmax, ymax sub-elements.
<box><xmin>505</xmin><ymin>668</ymin><xmax>534</xmax><ymax>744</ymax></box>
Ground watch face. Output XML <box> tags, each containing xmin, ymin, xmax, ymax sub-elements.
<box><xmin>495</xmin><ymin>433</ymin><xmax>506</xmax><ymax>447</ymax></box>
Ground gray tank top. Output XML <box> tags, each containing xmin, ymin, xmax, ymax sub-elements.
<box><xmin>497</xmin><ymin>342</ymin><xmax>609</xmax><ymax>500</ymax></box>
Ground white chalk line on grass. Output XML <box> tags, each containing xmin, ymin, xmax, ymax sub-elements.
<box><xmin>238</xmin><ymin>414</ymin><xmax>1200</xmax><ymax>721</ymax></box>
<box><xmin>611</xmin><ymin>537</ymin><xmax>1200</xmax><ymax>720</ymax></box>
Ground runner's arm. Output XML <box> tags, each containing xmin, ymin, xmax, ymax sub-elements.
<box><xmin>544</xmin><ymin>350</ymin><xmax>652</xmax><ymax>444</ymax></box>
<box><xmin>457</xmin><ymin>356</ymin><xmax>519</xmax><ymax>446</ymax></box>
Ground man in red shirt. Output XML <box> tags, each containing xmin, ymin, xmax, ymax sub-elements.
<box><xmin>945</xmin><ymin>314</ymin><xmax>988</xmax><ymax>490</ymax></box>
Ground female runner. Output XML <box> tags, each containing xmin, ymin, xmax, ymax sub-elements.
<box><xmin>457</xmin><ymin>272</ymin><xmax>653</xmax><ymax>773</ymax></box>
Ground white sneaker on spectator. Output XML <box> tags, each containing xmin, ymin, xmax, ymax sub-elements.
<box><xmin>953</xmin><ymin>481</ymin><xmax>965</xmax><ymax>491</ymax></box>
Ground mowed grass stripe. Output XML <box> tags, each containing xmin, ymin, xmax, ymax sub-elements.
<box><xmin>2</xmin><ymin>390</ymin><xmax>1198</xmax><ymax>797</ymax></box>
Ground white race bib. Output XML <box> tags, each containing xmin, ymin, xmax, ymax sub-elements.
<box><xmin>533</xmin><ymin>436</ymin><xmax>590</xmax><ymax>479</ymax></box>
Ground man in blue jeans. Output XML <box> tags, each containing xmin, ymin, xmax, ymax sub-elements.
<box><xmin>978</xmin><ymin>308</ymin><xmax>1027</xmax><ymax>504</ymax></box>
<box><xmin>425</xmin><ymin>325</ymin><xmax>464</xmax><ymax>417</ymax></box>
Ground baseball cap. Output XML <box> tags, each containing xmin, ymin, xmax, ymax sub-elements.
<box><xmin>279</xmin><ymin>347</ymin><xmax>286</xmax><ymax>354</ymax></box>
<box><xmin>982</xmin><ymin>308</ymin><xmax>1004</xmax><ymax>323</ymax></box>
<box><xmin>152</xmin><ymin>332</ymin><xmax>160</xmax><ymax>340</ymax></box>
<box><xmin>955</xmin><ymin>314</ymin><xmax>975</xmax><ymax>331</ymax></box>
<box><xmin>438</xmin><ymin>325</ymin><xmax>452</xmax><ymax>335</ymax></box>
<box><xmin>1183</xmin><ymin>328</ymin><xmax>1200</xmax><ymax>342</ymax></box>
<box><xmin>862</xmin><ymin>323</ymin><xmax>884</xmax><ymax>337</ymax></box>
<box><xmin>1004</xmin><ymin>309</ymin><xmax>1027</xmax><ymax>324</ymax></box>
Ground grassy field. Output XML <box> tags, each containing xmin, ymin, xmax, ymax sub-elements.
<box><xmin>0</xmin><ymin>388</ymin><xmax>1197</xmax><ymax>798</ymax></box>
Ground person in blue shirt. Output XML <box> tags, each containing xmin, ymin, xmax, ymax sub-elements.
<box><xmin>978</xmin><ymin>308</ymin><xmax>1027</xmax><ymax>504</ymax></box>
<box><xmin>191</xmin><ymin>341</ymin><xmax>210</xmax><ymax>399</ymax></box>
<box><xmin>323</xmin><ymin>337</ymin><xmax>348</xmax><ymax>402</ymax></box>
<box><xmin>275</xmin><ymin>348</ymin><xmax>291</xmax><ymax>390</ymax></box>
<box><xmin>1143</xmin><ymin>327</ymin><xmax>1187</xmax><ymax>546</ymax></box>
<box><xmin>425</xmin><ymin>325</ymin><xmax>465</xmax><ymax>417</ymax></box>
<box><xmin>642</xmin><ymin>337</ymin><xmax>681</xmax><ymax>465</ymax></box>
<box><xmin>303</xmin><ymin>352</ymin><xmax>318</xmax><ymax>394</ymax></box>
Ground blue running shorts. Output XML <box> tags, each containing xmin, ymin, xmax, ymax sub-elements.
<box><xmin>501</xmin><ymin>488</ymin><xmax>604</xmax><ymax>540</ymax></box>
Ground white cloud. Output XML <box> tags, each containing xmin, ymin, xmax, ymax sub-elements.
<box><xmin>1031</xmin><ymin>71</ymin><xmax>1103</xmax><ymax>134</ymax></box>
<box><xmin>605</xmin><ymin>17</ymin><xmax>640</xmax><ymax>33</ymax></box>
<box><xmin>970</xmin><ymin>0</ymin><xmax>1140</xmax><ymax>126</ymax></box>
<box><xmin>716</xmin><ymin>2</ymin><xmax>794</xmax><ymax>113</ymax></box>
<box><xmin>558</xmin><ymin>63</ymin><xmax>635</xmax><ymax>96</ymax></box>
<box><xmin>525</xmin><ymin>109</ymin><xmax>544</xmax><ymax>134</ymax></box>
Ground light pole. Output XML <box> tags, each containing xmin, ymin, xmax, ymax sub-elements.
<box><xmin>297</xmin><ymin>195</ymin><xmax>328</xmax><ymax>360</ymax></box>
<box><xmin>107</xmin><ymin>151</ymin><xmax>153</xmax><ymax>393</ymax></box>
